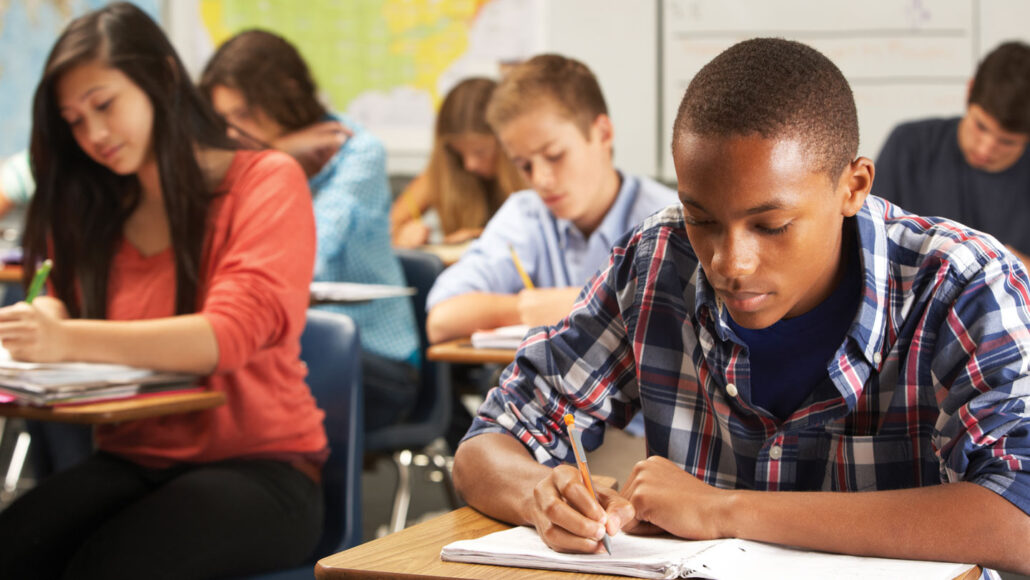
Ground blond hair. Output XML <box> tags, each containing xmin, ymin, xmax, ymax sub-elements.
<box><xmin>425</xmin><ymin>78</ymin><xmax>525</xmax><ymax>234</ymax></box>
<box><xmin>486</xmin><ymin>53</ymin><xmax>608</xmax><ymax>137</ymax></box>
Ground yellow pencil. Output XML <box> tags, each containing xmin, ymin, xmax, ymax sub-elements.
<box><xmin>406</xmin><ymin>194</ymin><xmax>422</xmax><ymax>224</ymax></box>
<box><xmin>508</xmin><ymin>244</ymin><xmax>534</xmax><ymax>289</ymax></box>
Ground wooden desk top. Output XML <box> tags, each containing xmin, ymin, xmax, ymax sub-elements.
<box><xmin>0</xmin><ymin>390</ymin><xmax>226</xmax><ymax>424</ymax></box>
<box><xmin>317</xmin><ymin>507</ymin><xmax>982</xmax><ymax>580</ymax></box>
<box><xmin>315</xmin><ymin>507</ymin><xmax>631</xmax><ymax>580</ymax></box>
<box><xmin>0</xmin><ymin>265</ymin><xmax>22</xmax><ymax>284</ymax></box>
<box><xmin>427</xmin><ymin>339</ymin><xmax>516</xmax><ymax>365</ymax></box>
<box><xmin>419</xmin><ymin>242</ymin><xmax>471</xmax><ymax>267</ymax></box>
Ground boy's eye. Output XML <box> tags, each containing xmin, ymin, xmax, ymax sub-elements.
<box><xmin>683</xmin><ymin>216</ymin><xmax>713</xmax><ymax>227</ymax></box>
<box><xmin>757</xmin><ymin>223</ymin><xmax>791</xmax><ymax>235</ymax></box>
<box><xmin>545</xmin><ymin>151</ymin><xmax>563</xmax><ymax>163</ymax></box>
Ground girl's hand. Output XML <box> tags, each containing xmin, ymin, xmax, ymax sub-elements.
<box><xmin>0</xmin><ymin>296</ymin><xmax>71</xmax><ymax>362</ymax></box>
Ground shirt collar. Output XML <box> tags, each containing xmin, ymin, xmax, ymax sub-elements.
<box><xmin>691</xmin><ymin>199</ymin><xmax>891</xmax><ymax>369</ymax></box>
<box><xmin>556</xmin><ymin>171</ymin><xmax>637</xmax><ymax>248</ymax></box>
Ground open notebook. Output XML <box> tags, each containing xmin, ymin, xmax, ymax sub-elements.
<box><xmin>0</xmin><ymin>346</ymin><xmax>195</xmax><ymax>406</ymax></box>
<box><xmin>440</xmin><ymin>525</ymin><xmax>974</xmax><ymax>580</ymax></box>
<box><xmin>470</xmin><ymin>324</ymin><xmax>530</xmax><ymax>349</ymax></box>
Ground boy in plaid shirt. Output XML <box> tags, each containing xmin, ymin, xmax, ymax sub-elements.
<box><xmin>452</xmin><ymin>38</ymin><xmax>1030</xmax><ymax>575</ymax></box>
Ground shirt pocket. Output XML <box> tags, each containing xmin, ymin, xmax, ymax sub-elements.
<box><xmin>822</xmin><ymin>432</ymin><xmax>915</xmax><ymax>492</ymax></box>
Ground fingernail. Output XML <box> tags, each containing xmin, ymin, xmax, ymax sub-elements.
<box><xmin>609</xmin><ymin>515</ymin><xmax>620</xmax><ymax>530</ymax></box>
<box><xmin>595</xmin><ymin>525</ymin><xmax>606</xmax><ymax>540</ymax></box>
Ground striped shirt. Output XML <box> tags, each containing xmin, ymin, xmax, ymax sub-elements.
<box><xmin>467</xmin><ymin>195</ymin><xmax>1030</xmax><ymax>518</ymax></box>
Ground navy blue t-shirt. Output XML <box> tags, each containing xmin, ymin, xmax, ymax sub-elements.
<box><xmin>873</xmin><ymin>116</ymin><xmax>1030</xmax><ymax>256</ymax></box>
<box><xmin>727</xmin><ymin>246</ymin><xmax>862</xmax><ymax>422</ymax></box>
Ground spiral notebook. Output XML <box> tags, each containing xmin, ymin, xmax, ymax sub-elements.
<box><xmin>440</xmin><ymin>525</ymin><xmax>974</xmax><ymax>580</ymax></box>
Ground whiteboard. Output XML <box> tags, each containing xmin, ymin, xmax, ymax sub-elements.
<box><xmin>660</xmin><ymin>0</ymin><xmax>1030</xmax><ymax>181</ymax></box>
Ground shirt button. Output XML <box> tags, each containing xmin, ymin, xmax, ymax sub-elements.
<box><xmin>873</xmin><ymin>352</ymin><xmax>882</xmax><ymax>365</ymax></box>
<box><xmin>725</xmin><ymin>383</ymin><xmax>738</xmax><ymax>397</ymax></box>
<box><xmin>769</xmin><ymin>445</ymin><xmax>783</xmax><ymax>460</ymax></box>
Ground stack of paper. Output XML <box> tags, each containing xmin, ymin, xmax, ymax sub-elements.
<box><xmin>0</xmin><ymin>349</ymin><xmax>196</xmax><ymax>406</ymax></box>
<box><xmin>309</xmin><ymin>281</ymin><xmax>415</xmax><ymax>304</ymax></box>
<box><xmin>470</xmin><ymin>324</ymin><xmax>530</xmax><ymax>349</ymax></box>
<box><xmin>441</xmin><ymin>525</ymin><xmax>974</xmax><ymax>580</ymax></box>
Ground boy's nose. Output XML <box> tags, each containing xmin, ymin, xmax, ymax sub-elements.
<box><xmin>710</xmin><ymin>234</ymin><xmax>758</xmax><ymax>280</ymax></box>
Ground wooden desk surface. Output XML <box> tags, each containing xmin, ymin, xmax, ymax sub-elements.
<box><xmin>427</xmin><ymin>339</ymin><xmax>516</xmax><ymax>365</ymax></box>
<box><xmin>317</xmin><ymin>506</ymin><xmax>982</xmax><ymax>580</ymax></box>
<box><xmin>0</xmin><ymin>265</ymin><xmax>22</xmax><ymax>284</ymax></box>
<box><xmin>0</xmin><ymin>390</ymin><xmax>226</xmax><ymax>424</ymax></box>
<box><xmin>420</xmin><ymin>242</ymin><xmax>471</xmax><ymax>267</ymax></box>
<box><xmin>315</xmin><ymin>507</ymin><xmax>631</xmax><ymax>580</ymax></box>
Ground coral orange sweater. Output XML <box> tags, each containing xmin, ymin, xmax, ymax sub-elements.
<box><xmin>95</xmin><ymin>150</ymin><xmax>327</xmax><ymax>467</ymax></box>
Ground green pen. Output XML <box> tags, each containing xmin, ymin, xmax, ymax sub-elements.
<box><xmin>25</xmin><ymin>259</ymin><xmax>53</xmax><ymax>303</ymax></box>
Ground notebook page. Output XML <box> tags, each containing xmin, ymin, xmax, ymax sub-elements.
<box><xmin>441</xmin><ymin>525</ymin><xmax>723</xmax><ymax>579</ymax></box>
<box><xmin>697</xmin><ymin>539</ymin><xmax>973</xmax><ymax>580</ymax></box>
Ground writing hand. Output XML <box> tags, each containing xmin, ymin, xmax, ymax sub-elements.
<box><xmin>526</xmin><ymin>464</ymin><xmax>633</xmax><ymax>553</ymax></box>
<box><xmin>516</xmin><ymin>287</ymin><xmax>580</xmax><ymax>327</ymax></box>
<box><xmin>0</xmin><ymin>297</ymin><xmax>70</xmax><ymax>362</ymax></box>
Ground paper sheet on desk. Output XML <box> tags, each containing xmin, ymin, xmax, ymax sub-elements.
<box><xmin>309</xmin><ymin>281</ymin><xmax>415</xmax><ymax>303</ymax></box>
<box><xmin>440</xmin><ymin>525</ymin><xmax>973</xmax><ymax>580</ymax></box>
<box><xmin>470</xmin><ymin>324</ymin><xmax>530</xmax><ymax>349</ymax></box>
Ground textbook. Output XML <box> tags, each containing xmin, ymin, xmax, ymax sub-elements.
<box><xmin>0</xmin><ymin>350</ymin><xmax>196</xmax><ymax>406</ymax></box>
<box><xmin>470</xmin><ymin>324</ymin><xmax>530</xmax><ymax>349</ymax></box>
<box><xmin>440</xmin><ymin>525</ymin><xmax>974</xmax><ymax>580</ymax></box>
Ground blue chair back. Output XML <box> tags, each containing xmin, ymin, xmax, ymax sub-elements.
<box><xmin>301</xmin><ymin>309</ymin><xmax>363</xmax><ymax>557</ymax></box>
<box><xmin>365</xmin><ymin>249</ymin><xmax>450</xmax><ymax>451</ymax></box>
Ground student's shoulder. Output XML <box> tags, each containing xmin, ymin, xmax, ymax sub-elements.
<box><xmin>222</xmin><ymin>149</ymin><xmax>309</xmax><ymax>202</ymax></box>
<box><xmin>885</xmin><ymin>117</ymin><xmax>959</xmax><ymax>148</ymax></box>
<box><xmin>878</xmin><ymin>197</ymin><xmax>1015</xmax><ymax>280</ymax></box>
<box><xmin>492</xmin><ymin>188</ymin><xmax>554</xmax><ymax>221</ymax></box>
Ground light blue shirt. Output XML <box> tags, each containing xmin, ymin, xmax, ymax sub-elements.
<box><xmin>310</xmin><ymin>114</ymin><xmax>419</xmax><ymax>366</ymax></box>
<box><xmin>427</xmin><ymin>171</ymin><xmax>678</xmax><ymax>309</ymax></box>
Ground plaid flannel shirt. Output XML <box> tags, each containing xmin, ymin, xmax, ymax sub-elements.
<box><xmin>466</xmin><ymin>195</ymin><xmax>1030</xmax><ymax>517</ymax></box>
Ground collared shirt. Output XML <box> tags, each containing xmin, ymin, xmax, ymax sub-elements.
<box><xmin>467</xmin><ymin>196</ymin><xmax>1030</xmax><ymax>519</ymax></box>
<box><xmin>309</xmin><ymin>114</ymin><xmax>419</xmax><ymax>366</ymax></box>
<box><xmin>426</xmin><ymin>171</ymin><xmax>678</xmax><ymax>309</ymax></box>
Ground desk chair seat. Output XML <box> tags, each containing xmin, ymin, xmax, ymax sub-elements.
<box><xmin>365</xmin><ymin>249</ymin><xmax>459</xmax><ymax>533</ymax></box>
<box><xmin>248</xmin><ymin>309</ymin><xmax>363</xmax><ymax>579</ymax></box>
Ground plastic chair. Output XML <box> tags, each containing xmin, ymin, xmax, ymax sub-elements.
<box><xmin>365</xmin><ymin>249</ymin><xmax>458</xmax><ymax>533</ymax></box>
<box><xmin>248</xmin><ymin>309</ymin><xmax>364</xmax><ymax>579</ymax></box>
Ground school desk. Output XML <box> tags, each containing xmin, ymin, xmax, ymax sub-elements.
<box><xmin>427</xmin><ymin>338</ymin><xmax>516</xmax><ymax>365</ymax></box>
<box><xmin>420</xmin><ymin>241</ymin><xmax>472</xmax><ymax>267</ymax></box>
<box><xmin>314</xmin><ymin>506</ymin><xmax>981</xmax><ymax>580</ymax></box>
<box><xmin>0</xmin><ymin>265</ymin><xmax>21</xmax><ymax>285</ymax></box>
<box><xmin>0</xmin><ymin>390</ymin><xmax>226</xmax><ymax>424</ymax></box>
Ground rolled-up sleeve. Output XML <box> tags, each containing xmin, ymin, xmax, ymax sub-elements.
<box><xmin>202</xmin><ymin>152</ymin><xmax>316</xmax><ymax>373</ymax></box>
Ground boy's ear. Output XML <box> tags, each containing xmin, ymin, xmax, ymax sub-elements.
<box><xmin>591</xmin><ymin>113</ymin><xmax>614</xmax><ymax>148</ymax></box>
<box><xmin>839</xmin><ymin>156</ymin><xmax>873</xmax><ymax>217</ymax></box>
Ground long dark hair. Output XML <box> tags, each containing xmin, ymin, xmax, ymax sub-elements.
<box><xmin>24</xmin><ymin>2</ymin><xmax>237</xmax><ymax>318</ymax></box>
<box><xmin>199</xmin><ymin>29</ymin><xmax>327</xmax><ymax>133</ymax></box>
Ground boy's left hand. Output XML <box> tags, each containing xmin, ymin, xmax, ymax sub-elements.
<box><xmin>617</xmin><ymin>456</ymin><xmax>729</xmax><ymax>540</ymax></box>
<box><xmin>516</xmin><ymin>287</ymin><xmax>581</xmax><ymax>327</ymax></box>
<box><xmin>0</xmin><ymin>297</ymin><xmax>70</xmax><ymax>362</ymax></box>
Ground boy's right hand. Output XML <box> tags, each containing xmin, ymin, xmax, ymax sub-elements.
<box><xmin>526</xmin><ymin>464</ymin><xmax>635</xmax><ymax>553</ymax></box>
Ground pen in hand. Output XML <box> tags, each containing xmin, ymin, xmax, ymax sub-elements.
<box><xmin>25</xmin><ymin>259</ymin><xmax>53</xmax><ymax>304</ymax></box>
<box><xmin>564</xmin><ymin>413</ymin><xmax>612</xmax><ymax>555</ymax></box>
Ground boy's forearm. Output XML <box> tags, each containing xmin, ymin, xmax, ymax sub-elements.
<box><xmin>426</xmin><ymin>293</ymin><xmax>520</xmax><ymax>343</ymax></box>
<box><xmin>453</xmin><ymin>433</ymin><xmax>552</xmax><ymax>526</ymax></box>
<box><xmin>720</xmin><ymin>481</ymin><xmax>1030</xmax><ymax>574</ymax></box>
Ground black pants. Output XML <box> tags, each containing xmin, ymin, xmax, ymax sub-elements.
<box><xmin>362</xmin><ymin>351</ymin><xmax>418</xmax><ymax>432</ymax></box>
<box><xmin>0</xmin><ymin>452</ymin><xmax>324</xmax><ymax>580</ymax></box>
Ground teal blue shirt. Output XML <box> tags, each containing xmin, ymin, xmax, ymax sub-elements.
<box><xmin>310</xmin><ymin>114</ymin><xmax>419</xmax><ymax>366</ymax></box>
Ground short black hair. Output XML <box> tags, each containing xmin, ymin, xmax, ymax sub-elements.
<box><xmin>969</xmin><ymin>41</ymin><xmax>1030</xmax><ymax>134</ymax></box>
<box><xmin>673</xmin><ymin>38</ymin><xmax>858</xmax><ymax>179</ymax></box>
